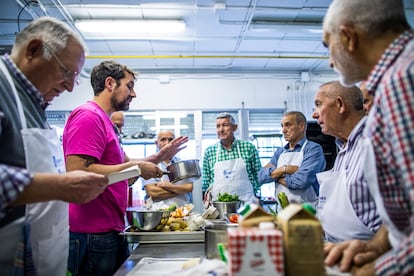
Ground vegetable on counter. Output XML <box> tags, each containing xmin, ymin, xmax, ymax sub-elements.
<box><xmin>277</xmin><ymin>192</ymin><xmax>289</xmax><ymax>209</ymax></box>
<box><xmin>217</xmin><ymin>192</ymin><xmax>239</xmax><ymax>202</ymax></box>
<box><xmin>267</xmin><ymin>205</ymin><xmax>278</xmax><ymax>216</ymax></box>
<box><xmin>228</xmin><ymin>214</ymin><xmax>239</xmax><ymax>223</ymax></box>
<box><xmin>167</xmin><ymin>203</ymin><xmax>177</xmax><ymax>211</ymax></box>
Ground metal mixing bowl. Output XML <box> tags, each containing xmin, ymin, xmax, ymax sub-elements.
<box><xmin>212</xmin><ymin>201</ymin><xmax>241</xmax><ymax>219</ymax></box>
<box><xmin>126</xmin><ymin>210</ymin><xmax>171</xmax><ymax>231</ymax></box>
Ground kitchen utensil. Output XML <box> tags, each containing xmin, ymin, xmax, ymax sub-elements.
<box><xmin>212</xmin><ymin>201</ymin><xmax>241</xmax><ymax>219</ymax></box>
<box><xmin>204</xmin><ymin>223</ymin><xmax>238</xmax><ymax>259</ymax></box>
<box><xmin>126</xmin><ymin>209</ymin><xmax>171</xmax><ymax>231</ymax></box>
<box><xmin>166</xmin><ymin>159</ymin><xmax>201</xmax><ymax>184</ymax></box>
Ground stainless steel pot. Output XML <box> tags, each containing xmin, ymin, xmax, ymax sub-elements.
<box><xmin>166</xmin><ymin>159</ymin><xmax>201</xmax><ymax>184</ymax></box>
<box><xmin>204</xmin><ymin>223</ymin><xmax>238</xmax><ymax>259</ymax></box>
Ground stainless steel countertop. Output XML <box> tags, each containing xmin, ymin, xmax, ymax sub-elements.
<box><xmin>114</xmin><ymin>242</ymin><xmax>205</xmax><ymax>276</ymax></box>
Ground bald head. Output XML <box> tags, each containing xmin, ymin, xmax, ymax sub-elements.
<box><xmin>313</xmin><ymin>81</ymin><xmax>365</xmax><ymax>141</ymax></box>
<box><xmin>156</xmin><ymin>130</ymin><xmax>175</xmax><ymax>151</ymax></box>
<box><xmin>111</xmin><ymin>111</ymin><xmax>125</xmax><ymax>132</ymax></box>
<box><xmin>318</xmin><ymin>81</ymin><xmax>364</xmax><ymax>112</ymax></box>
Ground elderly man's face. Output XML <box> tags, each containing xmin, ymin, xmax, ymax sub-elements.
<box><xmin>322</xmin><ymin>30</ymin><xmax>364</xmax><ymax>87</ymax></box>
<box><xmin>281</xmin><ymin>115</ymin><xmax>305</xmax><ymax>144</ymax></box>
<box><xmin>216</xmin><ymin>117</ymin><xmax>237</xmax><ymax>141</ymax></box>
<box><xmin>312</xmin><ymin>89</ymin><xmax>339</xmax><ymax>137</ymax></box>
<box><xmin>360</xmin><ymin>82</ymin><xmax>374</xmax><ymax>114</ymax></box>
<box><xmin>39</xmin><ymin>37</ymin><xmax>85</xmax><ymax>102</ymax></box>
<box><xmin>156</xmin><ymin>131</ymin><xmax>175</xmax><ymax>150</ymax></box>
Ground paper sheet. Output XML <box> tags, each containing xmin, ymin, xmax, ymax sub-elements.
<box><xmin>107</xmin><ymin>165</ymin><xmax>141</xmax><ymax>185</ymax></box>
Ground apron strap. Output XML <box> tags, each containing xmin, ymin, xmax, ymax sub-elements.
<box><xmin>0</xmin><ymin>60</ymin><xmax>27</xmax><ymax>129</ymax></box>
<box><xmin>0</xmin><ymin>61</ymin><xmax>27</xmax><ymax>226</ymax></box>
<box><xmin>215</xmin><ymin>139</ymin><xmax>241</xmax><ymax>162</ymax></box>
<box><xmin>300</xmin><ymin>140</ymin><xmax>308</xmax><ymax>152</ymax></box>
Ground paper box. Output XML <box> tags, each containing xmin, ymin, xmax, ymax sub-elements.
<box><xmin>227</xmin><ymin>227</ymin><xmax>284</xmax><ymax>276</ymax></box>
<box><xmin>239</xmin><ymin>204</ymin><xmax>275</xmax><ymax>228</ymax></box>
<box><xmin>277</xmin><ymin>204</ymin><xmax>325</xmax><ymax>276</ymax></box>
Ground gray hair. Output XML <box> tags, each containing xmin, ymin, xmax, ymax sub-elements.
<box><xmin>284</xmin><ymin>111</ymin><xmax>307</xmax><ymax>125</ymax></box>
<box><xmin>90</xmin><ymin>60</ymin><xmax>136</xmax><ymax>95</ymax></box>
<box><xmin>216</xmin><ymin>112</ymin><xmax>236</xmax><ymax>125</ymax></box>
<box><xmin>11</xmin><ymin>16</ymin><xmax>87</xmax><ymax>61</ymax></box>
<box><xmin>323</xmin><ymin>0</ymin><xmax>409</xmax><ymax>39</ymax></box>
<box><xmin>320</xmin><ymin>81</ymin><xmax>364</xmax><ymax>112</ymax></box>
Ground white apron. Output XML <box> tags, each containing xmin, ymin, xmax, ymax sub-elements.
<box><xmin>361</xmin><ymin>137</ymin><xmax>405</xmax><ymax>249</ymax></box>
<box><xmin>275</xmin><ymin>140</ymin><xmax>317</xmax><ymax>205</ymax></box>
<box><xmin>0</xmin><ymin>61</ymin><xmax>68</xmax><ymax>276</ymax></box>
<box><xmin>317</xmin><ymin>170</ymin><xmax>375</xmax><ymax>242</ymax></box>
<box><xmin>210</xmin><ymin>142</ymin><xmax>254</xmax><ymax>202</ymax></box>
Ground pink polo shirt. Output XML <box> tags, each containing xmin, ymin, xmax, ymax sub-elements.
<box><xmin>63</xmin><ymin>101</ymin><xmax>127</xmax><ymax>233</ymax></box>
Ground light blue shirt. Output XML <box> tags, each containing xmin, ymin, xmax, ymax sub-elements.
<box><xmin>258</xmin><ymin>137</ymin><xmax>326</xmax><ymax>194</ymax></box>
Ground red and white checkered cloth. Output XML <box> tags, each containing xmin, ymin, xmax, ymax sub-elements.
<box><xmin>228</xmin><ymin>228</ymin><xmax>284</xmax><ymax>275</ymax></box>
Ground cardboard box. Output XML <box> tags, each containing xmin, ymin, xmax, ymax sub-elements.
<box><xmin>239</xmin><ymin>204</ymin><xmax>276</xmax><ymax>227</ymax></box>
<box><xmin>227</xmin><ymin>227</ymin><xmax>284</xmax><ymax>276</ymax></box>
<box><xmin>277</xmin><ymin>204</ymin><xmax>325</xmax><ymax>276</ymax></box>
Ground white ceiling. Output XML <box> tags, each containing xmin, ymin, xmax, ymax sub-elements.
<box><xmin>1</xmin><ymin>0</ymin><xmax>413</xmax><ymax>75</ymax></box>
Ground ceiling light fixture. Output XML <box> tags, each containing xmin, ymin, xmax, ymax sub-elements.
<box><xmin>250</xmin><ymin>20</ymin><xmax>322</xmax><ymax>33</ymax></box>
<box><xmin>75</xmin><ymin>20</ymin><xmax>185</xmax><ymax>39</ymax></box>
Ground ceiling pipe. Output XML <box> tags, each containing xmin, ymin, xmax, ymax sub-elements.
<box><xmin>15</xmin><ymin>0</ymin><xmax>48</xmax><ymax>19</ymax></box>
<box><xmin>227</xmin><ymin>0</ymin><xmax>259</xmax><ymax>68</ymax></box>
<box><xmin>85</xmin><ymin>55</ymin><xmax>329</xmax><ymax>59</ymax></box>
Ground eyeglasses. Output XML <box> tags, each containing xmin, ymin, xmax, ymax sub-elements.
<box><xmin>43</xmin><ymin>42</ymin><xmax>81</xmax><ymax>86</ymax></box>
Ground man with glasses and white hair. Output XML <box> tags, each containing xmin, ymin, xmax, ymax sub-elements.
<box><xmin>322</xmin><ymin>0</ymin><xmax>414</xmax><ymax>275</ymax></box>
<box><xmin>202</xmin><ymin>112</ymin><xmax>262</xmax><ymax>203</ymax></box>
<box><xmin>0</xmin><ymin>17</ymin><xmax>108</xmax><ymax>275</ymax></box>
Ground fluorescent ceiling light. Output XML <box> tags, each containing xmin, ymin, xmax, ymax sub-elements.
<box><xmin>250</xmin><ymin>21</ymin><xmax>322</xmax><ymax>33</ymax></box>
<box><xmin>75</xmin><ymin>20</ymin><xmax>185</xmax><ymax>38</ymax></box>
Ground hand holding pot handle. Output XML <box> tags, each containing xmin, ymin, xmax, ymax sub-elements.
<box><xmin>136</xmin><ymin>161</ymin><xmax>164</xmax><ymax>180</ymax></box>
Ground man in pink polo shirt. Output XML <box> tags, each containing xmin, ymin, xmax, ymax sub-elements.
<box><xmin>63</xmin><ymin>60</ymin><xmax>188</xmax><ymax>276</ymax></box>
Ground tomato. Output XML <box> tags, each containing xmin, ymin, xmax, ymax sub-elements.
<box><xmin>229</xmin><ymin>214</ymin><xmax>238</xmax><ymax>223</ymax></box>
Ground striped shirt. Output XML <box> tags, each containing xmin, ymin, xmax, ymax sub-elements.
<box><xmin>364</xmin><ymin>30</ymin><xmax>414</xmax><ymax>275</ymax></box>
<box><xmin>0</xmin><ymin>165</ymin><xmax>32</xmax><ymax>221</ymax></box>
<box><xmin>332</xmin><ymin>117</ymin><xmax>381</xmax><ymax>233</ymax></box>
<box><xmin>202</xmin><ymin>139</ymin><xmax>262</xmax><ymax>194</ymax></box>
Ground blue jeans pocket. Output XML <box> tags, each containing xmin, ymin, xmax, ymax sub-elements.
<box><xmin>89</xmin><ymin>232</ymin><xmax>119</xmax><ymax>275</ymax></box>
<box><xmin>68</xmin><ymin>239</ymin><xmax>80</xmax><ymax>275</ymax></box>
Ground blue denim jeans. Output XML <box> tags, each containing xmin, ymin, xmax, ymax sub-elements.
<box><xmin>68</xmin><ymin>231</ymin><xmax>129</xmax><ymax>276</ymax></box>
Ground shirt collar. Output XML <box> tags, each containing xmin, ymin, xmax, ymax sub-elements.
<box><xmin>366</xmin><ymin>30</ymin><xmax>414</xmax><ymax>95</ymax></box>
<box><xmin>335</xmin><ymin>116</ymin><xmax>367</xmax><ymax>150</ymax></box>
<box><xmin>219</xmin><ymin>138</ymin><xmax>238</xmax><ymax>150</ymax></box>
<box><xmin>1</xmin><ymin>54</ymin><xmax>46</xmax><ymax>109</ymax></box>
<box><xmin>284</xmin><ymin>137</ymin><xmax>306</xmax><ymax>150</ymax></box>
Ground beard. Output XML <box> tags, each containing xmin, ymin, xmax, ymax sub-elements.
<box><xmin>111</xmin><ymin>94</ymin><xmax>131</xmax><ymax>111</ymax></box>
<box><xmin>333</xmin><ymin>43</ymin><xmax>366</xmax><ymax>87</ymax></box>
